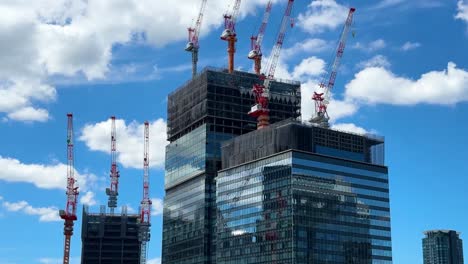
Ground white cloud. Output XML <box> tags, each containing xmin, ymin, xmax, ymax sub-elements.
<box><xmin>401</xmin><ymin>41</ymin><xmax>421</xmax><ymax>51</ymax></box>
<box><xmin>7</xmin><ymin>107</ymin><xmax>49</xmax><ymax>122</ymax></box>
<box><xmin>371</xmin><ymin>0</ymin><xmax>405</xmax><ymax>9</ymax></box>
<box><xmin>297</xmin><ymin>0</ymin><xmax>349</xmax><ymax>33</ymax></box>
<box><xmin>147</xmin><ymin>258</ymin><xmax>161</xmax><ymax>264</ymax></box>
<box><xmin>332</xmin><ymin>123</ymin><xmax>370</xmax><ymax>135</ymax></box>
<box><xmin>456</xmin><ymin>1</ymin><xmax>468</xmax><ymax>23</ymax></box>
<box><xmin>0</xmin><ymin>0</ymin><xmax>272</xmax><ymax>122</ymax></box>
<box><xmin>38</xmin><ymin>258</ymin><xmax>61</xmax><ymax>264</ymax></box>
<box><xmin>2</xmin><ymin>200</ymin><xmax>60</xmax><ymax>222</ymax></box>
<box><xmin>291</xmin><ymin>57</ymin><xmax>326</xmax><ymax>80</ymax></box>
<box><xmin>79</xmin><ymin>118</ymin><xmax>168</xmax><ymax>169</ymax></box>
<box><xmin>151</xmin><ymin>198</ymin><xmax>164</xmax><ymax>216</ymax></box>
<box><xmin>282</xmin><ymin>38</ymin><xmax>329</xmax><ymax>57</ymax></box>
<box><xmin>357</xmin><ymin>55</ymin><xmax>391</xmax><ymax>69</ymax></box>
<box><xmin>345</xmin><ymin>62</ymin><xmax>468</xmax><ymax>105</ymax></box>
<box><xmin>80</xmin><ymin>191</ymin><xmax>97</xmax><ymax>206</ymax></box>
<box><xmin>0</xmin><ymin>156</ymin><xmax>96</xmax><ymax>190</ymax></box>
<box><xmin>39</xmin><ymin>257</ymin><xmax>80</xmax><ymax>264</ymax></box>
<box><xmin>353</xmin><ymin>39</ymin><xmax>386</xmax><ymax>52</ymax></box>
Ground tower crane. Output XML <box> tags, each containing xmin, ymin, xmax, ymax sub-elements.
<box><xmin>248</xmin><ymin>0</ymin><xmax>273</xmax><ymax>75</ymax></box>
<box><xmin>221</xmin><ymin>0</ymin><xmax>242</xmax><ymax>74</ymax></box>
<box><xmin>248</xmin><ymin>0</ymin><xmax>295</xmax><ymax>129</ymax></box>
<box><xmin>105</xmin><ymin>116</ymin><xmax>119</xmax><ymax>214</ymax></box>
<box><xmin>185</xmin><ymin>0</ymin><xmax>208</xmax><ymax>78</ymax></box>
<box><xmin>310</xmin><ymin>7</ymin><xmax>356</xmax><ymax>128</ymax></box>
<box><xmin>139</xmin><ymin>121</ymin><xmax>151</xmax><ymax>264</ymax></box>
<box><xmin>59</xmin><ymin>113</ymin><xmax>79</xmax><ymax>264</ymax></box>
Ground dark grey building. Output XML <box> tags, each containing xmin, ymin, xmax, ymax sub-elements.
<box><xmin>217</xmin><ymin>120</ymin><xmax>392</xmax><ymax>263</ymax></box>
<box><xmin>81</xmin><ymin>206</ymin><xmax>141</xmax><ymax>264</ymax></box>
<box><xmin>423</xmin><ymin>230</ymin><xmax>464</xmax><ymax>264</ymax></box>
<box><xmin>162</xmin><ymin>67</ymin><xmax>301</xmax><ymax>264</ymax></box>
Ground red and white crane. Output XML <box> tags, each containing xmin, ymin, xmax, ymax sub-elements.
<box><xmin>248</xmin><ymin>0</ymin><xmax>295</xmax><ymax>129</ymax></box>
<box><xmin>221</xmin><ymin>0</ymin><xmax>242</xmax><ymax>74</ymax></box>
<box><xmin>310</xmin><ymin>7</ymin><xmax>356</xmax><ymax>128</ymax></box>
<box><xmin>139</xmin><ymin>121</ymin><xmax>151</xmax><ymax>264</ymax></box>
<box><xmin>248</xmin><ymin>0</ymin><xmax>273</xmax><ymax>75</ymax></box>
<box><xmin>105</xmin><ymin>116</ymin><xmax>119</xmax><ymax>214</ymax></box>
<box><xmin>185</xmin><ymin>0</ymin><xmax>208</xmax><ymax>78</ymax></box>
<box><xmin>59</xmin><ymin>113</ymin><xmax>79</xmax><ymax>264</ymax></box>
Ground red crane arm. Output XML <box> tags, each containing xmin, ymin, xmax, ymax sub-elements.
<box><xmin>266</xmin><ymin>0</ymin><xmax>294</xmax><ymax>80</ymax></box>
<box><xmin>250</xmin><ymin>0</ymin><xmax>273</xmax><ymax>54</ymax></box>
<box><xmin>188</xmin><ymin>0</ymin><xmax>208</xmax><ymax>48</ymax></box>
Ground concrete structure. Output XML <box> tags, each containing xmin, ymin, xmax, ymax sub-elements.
<box><xmin>162</xmin><ymin>67</ymin><xmax>301</xmax><ymax>264</ymax></box>
<box><xmin>81</xmin><ymin>206</ymin><xmax>141</xmax><ymax>264</ymax></box>
<box><xmin>423</xmin><ymin>230</ymin><xmax>464</xmax><ymax>264</ymax></box>
<box><xmin>217</xmin><ymin>120</ymin><xmax>392</xmax><ymax>263</ymax></box>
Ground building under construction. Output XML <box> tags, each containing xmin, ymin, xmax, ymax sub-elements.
<box><xmin>81</xmin><ymin>206</ymin><xmax>141</xmax><ymax>264</ymax></box>
<box><xmin>162</xmin><ymin>67</ymin><xmax>301</xmax><ymax>264</ymax></box>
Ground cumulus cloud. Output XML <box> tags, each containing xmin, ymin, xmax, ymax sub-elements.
<box><xmin>297</xmin><ymin>0</ymin><xmax>349</xmax><ymax>33</ymax></box>
<box><xmin>353</xmin><ymin>39</ymin><xmax>386</xmax><ymax>52</ymax></box>
<box><xmin>0</xmin><ymin>0</ymin><xmax>273</xmax><ymax>122</ymax></box>
<box><xmin>0</xmin><ymin>156</ymin><xmax>97</xmax><ymax>190</ymax></box>
<box><xmin>151</xmin><ymin>198</ymin><xmax>164</xmax><ymax>216</ymax></box>
<box><xmin>282</xmin><ymin>38</ymin><xmax>329</xmax><ymax>57</ymax></box>
<box><xmin>456</xmin><ymin>1</ymin><xmax>468</xmax><ymax>23</ymax></box>
<box><xmin>80</xmin><ymin>191</ymin><xmax>97</xmax><ymax>206</ymax></box>
<box><xmin>291</xmin><ymin>57</ymin><xmax>326</xmax><ymax>80</ymax></box>
<box><xmin>331</xmin><ymin>123</ymin><xmax>370</xmax><ymax>135</ymax></box>
<box><xmin>79</xmin><ymin>118</ymin><xmax>168</xmax><ymax>169</ymax></box>
<box><xmin>147</xmin><ymin>258</ymin><xmax>161</xmax><ymax>264</ymax></box>
<box><xmin>357</xmin><ymin>55</ymin><xmax>391</xmax><ymax>69</ymax></box>
<box><xmin>2</xmin><ymin>200</ymin><xmax>60</xmax><ymax>222</ymax></box>
<box><xmin>345</xmin><ymin>62</ymin><xmax>468</xmax><ymax>105</ymax></box>
<box><xmin>401</xmin><ymin>41</ymin><xmax>421</xmax><ymax>51</ymax></box>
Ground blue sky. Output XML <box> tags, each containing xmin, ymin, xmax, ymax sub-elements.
<box><xmin>0</xmin><ymin>0</ymin><xmax>468</xmax><ymax>263</ymax></box>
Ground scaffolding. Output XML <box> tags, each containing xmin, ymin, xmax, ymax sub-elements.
<box><xmin>167</xmin><ymin>67</ymin><xmax>301</xmax><ymax>142</ymax></box>
<box><xmin>221</xmin><ymin>119</ymin><xmax>385</xmax><ymax>169</ymax></box>
<box><xmin>81</xmin><ymin>205</ymin><xmax>141</xmax><ymax>264</ymax></box>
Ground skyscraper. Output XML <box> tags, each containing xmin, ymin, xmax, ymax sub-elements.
<box><xmin>81</xmin><ymin>206</ymin><xmax>141</xmax><ymax>264</ymax></box>
<box><xmin>217</xmin><ymin>120</ymin><xmax>392</xmax><ymax>263</ymax></box>
<box><xmin>162</xmin><ymin>67</ymin><xmax>301</xmax><ymax>264</ymax></box>
<box><xmin>423</xmin><ymin>230</ymin><xmax>464</xmax><ymax>264</ymax></box>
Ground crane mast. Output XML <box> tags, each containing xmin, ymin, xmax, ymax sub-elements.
<box><xmin>139</xmin><ymin>121</ymin><xmax>151</xmax><ymax>264</ymax></box>
<box><xmin>310</xmin><ymin>7</ymin><xmax>356</xmax><ymax>128</ymax></box>
<box><xmin>105</xmin><ymin>116</ymin><xmax>119</xmax><ymax>214</ymax></box>
<box><xmin>185</xmin><ymin>0</ymin><xmax>208</xmax><ymax>78</ymax></box>
<box><xmin>221</xmin><ymin>0</ymin><xmax>242</xmax><ymax>73</ymax></box>
<box><xmin>59</xmin><ymin>113</ymin><xmax>79</xmax><ymax>264</ymax></box>
<box><xmin>248</xmin><ymin>0</ymin><xmax>273</xmax><ymax>75</ymax></box>
<box><xmin>248</xmin><ymin>0</ymin><xmax>295</xmax><ymax>129</ymax></box>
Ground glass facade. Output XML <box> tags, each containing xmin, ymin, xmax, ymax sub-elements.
<box><xmin>423</xmin><ymin>230</ymin><xmax>464</xmax><ymax>264</ymax></box>
<box><xmin>217</xmin><ymin>150</ymin><xmax>392</xmax><ymax>264</ymax></box>
<box><xmin>165</xmin><ymin>125</ymin><xmax>207</xmax><ymax>189</ymax></box>
<box><xmin>163</xmin><ymin>68</ymin><xmax>302</xmax><ymax>264</ymax></box>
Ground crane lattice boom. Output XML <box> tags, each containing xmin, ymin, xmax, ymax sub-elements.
<box><xmin>59</xmin><ymin>113</ymin><xmax>79</xmax><ymax>264</ymax></box>
<box><xmin>248</xmin><ymin>0</ymin><xmax>273</xmax><ymax>75</ymax></box>
<box><xmin>248</xmin><ymin>0</ymin><xmax>295</xmax><ymax>129</ymax></box>
<box><xmin>139</xmin><ymin>121</ymin><xmax>151</xmax><ymax>264</ymax></box>
<box><xmin>106</xmin><ymin>116</ymin><xmax>119</xmax><ymax>213</ymax></box>
<box><xmin>311</xmin><ymin>8</ymin><xmax>356</xmax><ymax>127</ymax></box>
<box><xmin>185</xmin><ymin>0</ymin><xmax>208</xmax><ymax>78</ymax></box>
<box><xmin>221</xmin><ymin>0</ymin><xmax>242</xmax><ymax>73</ymax></box>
